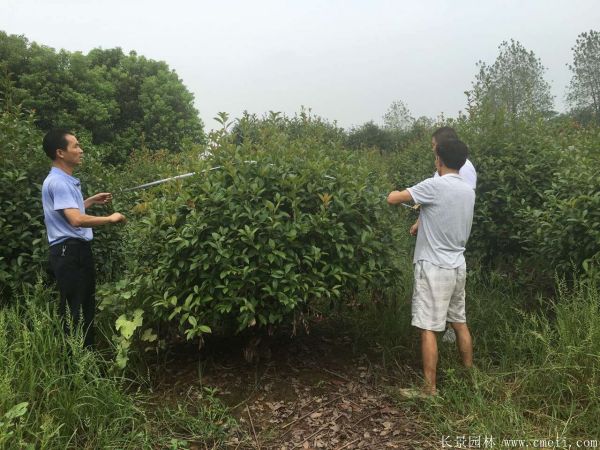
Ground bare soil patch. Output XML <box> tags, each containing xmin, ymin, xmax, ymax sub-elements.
<box><xmin>151</xmin><ymin>325</ymin><xmax>435</xmax><ymax>449</ymax></box>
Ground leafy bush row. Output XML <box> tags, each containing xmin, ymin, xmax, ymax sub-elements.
<box><xmin>386</xmin><ymin>110</ymin><xmax>600</xmax><ymax>286</ymax></box>
<box><xmin>518</xmin><ymin>142</ymin><xmax>600</xmax><ymax>280</ymax></box>
<box><xmin>0</xmin><ymin>106</ymin><xmax>47</xmax><ymax>296</ymax></box>
<box><xmin>105</xmin><ymin>116</ymin><xmax>399</xmax><ymax>354</ymax></box>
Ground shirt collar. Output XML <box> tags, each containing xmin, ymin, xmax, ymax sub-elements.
<box><xmin>50</xmin><ymin>167</ymin><xmax>81</xmax><ymax>186</ymax></box>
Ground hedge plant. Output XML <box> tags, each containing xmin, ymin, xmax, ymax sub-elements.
<box><xmin>0</xmin><ymin>106</ymin><xmax>47</xmax><ymax>297</ymax></box>
<box><xmin>108</xmin><ymin>117</ymin><xmax>399</xmax><ymax>353</ymax></box>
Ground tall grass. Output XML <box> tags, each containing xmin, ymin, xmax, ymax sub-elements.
<box><xmin>0</xmin><ymin>284</ymin><xmax>150</xmax><ymax>449</ymax></box>
<box><xmin>345</xmin><ymin>263</ymin><xmax>600</xmax><ymax>440</ymax></box>
<box><xmin>337</xmin><ymin>206</ymin><xmax>600</xmax><ymax>440</ymax></box>
<box><xmin>428</xmin><ymin>275</ymin><xmax>600</xmax><ymax>439</ymax></box>
<box><xmin>0</xmin><ymin>283</ymin><xmax>241</xmax><ymax>449</ymax></box>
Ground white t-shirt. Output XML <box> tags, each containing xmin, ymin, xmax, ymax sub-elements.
<box><xmin>407</xmin><ymin>174</ymin><xmax>475</xmax><ymax>268</ymax></box>
<box><xmin>434</xmin><ymin>158</ymin><xmax>477</xmax><ymax>189</ymax></box>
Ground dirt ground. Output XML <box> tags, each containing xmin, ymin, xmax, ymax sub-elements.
<box><xmin>151</xmin><ymin>325</ymin><xmax>437</xmax><ymax>449</ymax></box>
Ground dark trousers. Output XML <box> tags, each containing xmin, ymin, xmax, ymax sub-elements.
<box><xmin>49</xmin><ymin>239</ymin><xmax>96</xmax><ymax>348</ymax></box>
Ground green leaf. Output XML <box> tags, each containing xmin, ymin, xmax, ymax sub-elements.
<box><xmin>115</xmin><ymin>310</ymin><xmax>144</xmax><ymax>339</ymax></box>
<box><xmin>4</xmin><ymin>402</ymin><xmax>29</xmax><ymax>420</ymax></box>
<box><xmin>198</xmin><ymin>325</ymin><xmax>212</xmax><ymax>334</ymax></box>
<box><xmin>116</xmin><ymin>352</ymin><xmax>129</xmax><ymax>369</ymax></box>
<box><xmin>141</xmin><ymin>328</ymin><xmax>158</xmax><ymax>342</ymax></box>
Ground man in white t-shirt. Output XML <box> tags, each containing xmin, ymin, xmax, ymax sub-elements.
<box><xmin>387</xmin><ymin>138</ymin><xmax>475</xmax><ymax>396</ymax></box>
<box><xmin>411</xmin><ymin>127</ymin><xmax>477</xmax><ymax>345</ymax></box>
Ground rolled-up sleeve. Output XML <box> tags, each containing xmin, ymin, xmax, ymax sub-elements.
<box><xmin>407</xmin><ymin>178</ymin><xmax>437</xmax><ymax>205</ymax></box>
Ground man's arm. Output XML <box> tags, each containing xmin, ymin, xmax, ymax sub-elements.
<box><xmin>63</xmin><ymin>208</ymin><xmax>126</xmax><ymax>227</ymax></box>
<box><xmin>84</xmin><ymin>192</ymin><xmax>113</xmax><ymax>209</ymax></box>
<box><xmin>386</xmin><ymin>189</ymin><xmax>413</xmax><ymax>205</ymax></box>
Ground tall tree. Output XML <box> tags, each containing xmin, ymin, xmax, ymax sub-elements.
<box><xmin>567</xmin><ymin>30</ymin><xmax>600</xmax><ymax>123</ymax></box>
<box><xmin>382</xmin><ymin>100</ymin><xmax>414</xmax><ymax>132</ymax></box>
<box><xmin>0</xmin><ymin>31</ymin><xmax>205</xmax><ymax>163</ymax></box>
<box><xmin>467</xmin><ymin>40</ymin><xmax>554</xmax><ymax>118</ymax></box>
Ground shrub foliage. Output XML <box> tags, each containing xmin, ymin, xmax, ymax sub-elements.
<box><xmin>111</xmin><ymin>115</ymin><xmax>398</xmax><ymax>345</ymax></box>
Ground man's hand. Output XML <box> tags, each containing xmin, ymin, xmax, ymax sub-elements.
<box><xmin>109</xmin><ymin>213</ymin><xmax>126</xmax><ymax>224</ymax></box>
<box><xmin>410</xmin><ymin>217</ymin><xmax>420</xmax><ymax>236</ymax></box>
<box><xmin>86</xmin><ymin>192</ymin><xmax>113</xmax><ymax>207</ymax></box>
<box><xmin>410</xmin><ymin>219</ymin><xmax>419</xmax><ymax>236</ymax></box>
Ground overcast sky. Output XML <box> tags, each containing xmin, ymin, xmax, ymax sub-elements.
<box><xmin>1</xmin><ymin>0</ymin><xmax>599</xmax><ymax>130</ymax></box>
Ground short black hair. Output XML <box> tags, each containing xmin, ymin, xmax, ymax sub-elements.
<box><xmin>43</xmin><ymin>129</ymin><xmax>72</xmax><ymax>160</ymax></box>
<box><xmin>435</xmin><ymin>138</ymin><xmax>468</xmax><ymax>171</ymax></box>
<box><xmin>431</xmin><ymin>126</ymin><xmax>458</xmax><ymax>144</ymax></box>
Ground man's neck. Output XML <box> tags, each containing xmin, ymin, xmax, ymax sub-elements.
<box><xmin>438</xmin><ymin>166</ymin><xmax>459</xmax><ymax>176</ymax></box>
<box><xmin>52</xmin><ymin>161</ymin><xmax>74</xmax><ymax>176</ymax></box>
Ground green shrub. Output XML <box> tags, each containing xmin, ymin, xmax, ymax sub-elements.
<box><xmin>386</xmin><ymin>111</ymin><xmax>600</xmax><ymax>286</ymax></box>
<box><xmin>517</xmin><ymin>140</ymin><xmax>600</xmax><ymax>284</ymax></box>
<box><xmin>233</xmin><ymin>109</ymin><xmax>346</xmax><ymax>148</ymax></box>
<box><xmin>459</xmin><ymin>114</ymin><xmax>600</xmax><ymax>286</ymax></box>
<box><xmin>0</xmin><ymin>105</ymin><xmax>47</xmax><ymax>297</ymax></box>
<box><xmin>456</xmin><ymin>113</ymin><xmax>563</xmax><ymax>268</ymax></box>
<box><xmin>105</xmin><ymin>116</ymin><xmax>399</xmax><ymax>351</ymax></box>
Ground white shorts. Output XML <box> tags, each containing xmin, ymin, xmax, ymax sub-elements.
<box><xmin>411</xmin><ymin>260</ymin><xmax>467</xmax><ymax>332</ymax></box>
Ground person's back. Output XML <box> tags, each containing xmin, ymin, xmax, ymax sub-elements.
<box><xmin>411</xmin><ymin>174</ymin><xmax>475</xmax><ymax>268</ymax></box>
<box><xmin>387</xmin><ymin>137</ymin><xmax>476</xmax><ymax>396</ymax></box>
<box><xmin>434</xmin><ymin>158</ymin><xmax>476</xmax><ymax>190</ymax></box>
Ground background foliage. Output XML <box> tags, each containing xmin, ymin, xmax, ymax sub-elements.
<box><xmin>0</xmin><ymin>31</ymin><xmax>204</xmax><ymax>164</ymax></box>
<box><xmin>1</xmin><ymin>30</ymin><xmax>598</xmax><ymax>314</ymax></box>
<box><xmin>0</xmin><ymin>104</ymin><xmax>46</xmax><ymax>296</ymax></box>
<box><xmin>466</xmin><ymin>39</ymin><xmax>554</xmax><ymax>119</ymax></box>
<box><xmin>567</xmin><ymin>30</ymin><xmax>600</xmax><ymax>124</ymax></box>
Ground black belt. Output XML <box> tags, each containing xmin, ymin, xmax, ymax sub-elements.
<box><xmin>51</xmin><ymin>238</ymin><xmax>91</xmax><ymax>248</ymax></box>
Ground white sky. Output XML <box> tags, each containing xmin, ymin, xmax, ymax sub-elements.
<box><xmin>1</xmin><ymin>0</ymin><xmax>599</xmax><ymax>130</ymax></box>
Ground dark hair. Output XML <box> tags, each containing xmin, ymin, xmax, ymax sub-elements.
<box><xmin>435</xmin><ymin>138</ymin><xmax>468</xmax><ymax>171</ymax></box>
<box><xmin>43</xmin><ymin>129</ymin><xmax>72</xmax><ymax>160</ymax></box>
<box><xmin>431</xmin><ymin>126</ymin><xmax>458</xmax><ymax>144</ymax></box>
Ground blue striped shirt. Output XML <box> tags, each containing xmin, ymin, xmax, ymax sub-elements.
<box><xmin>42</xmin><ymin>167</ymin><xmax>93</xmax><ymax>246</ymax></box>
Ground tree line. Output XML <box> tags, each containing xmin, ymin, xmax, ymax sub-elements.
<box><xmin>1</xmin><ymin>30</ymin><xmax>598</xmax><ymax>158</ymax></box>
<box><xmin>348</xmin><ymin>32</ymin><xmax>600</xmax><ymax>152</ymax></box>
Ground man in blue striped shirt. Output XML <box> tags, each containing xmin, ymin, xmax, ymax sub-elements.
<box><xmin>42</xmin><ymin>129</ymin><xmax>126</xmax><ymax>348</ymax></box>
